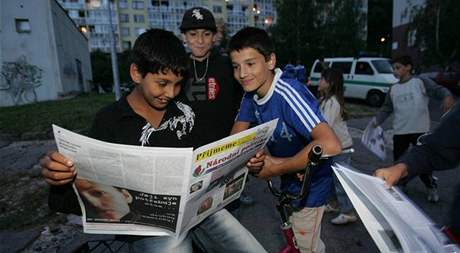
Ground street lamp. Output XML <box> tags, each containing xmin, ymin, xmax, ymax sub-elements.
<box><xmin>106</xmin><ymin>0</ymin><xmax>121</xmax><ymax>100</ymax></box>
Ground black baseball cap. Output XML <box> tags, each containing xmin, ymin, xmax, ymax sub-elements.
<box><xmin>180</xmin><ymin>7</ymin><xmax>217</xmax><ymax>33</ymax></box>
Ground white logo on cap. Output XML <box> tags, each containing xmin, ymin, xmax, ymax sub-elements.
<box><xmin>192</xmin><ymin>9</ymin><xmax>204</xmax><ymax>20</ymax></box>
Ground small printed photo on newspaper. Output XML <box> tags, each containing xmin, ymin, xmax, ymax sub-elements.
<box><xmin>74</xmin><ymin>178</ymin><xmax>181</xmax><ymax>233</ymax></box>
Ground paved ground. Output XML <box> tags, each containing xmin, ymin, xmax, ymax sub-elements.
<box><xmin>1</xmin><ymin>98</ymin><xmax>458</xmax><ymax>253</ymax></box>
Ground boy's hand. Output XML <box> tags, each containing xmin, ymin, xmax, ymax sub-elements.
<box><xmin>374</xmin><ymin>163</ymin><xmax>408</xmax><ymax>187</ymax></box>
<box><xmin>40</xmin><ymin>151</ymin><xmax>77</xmax><ymax>186</ymax></box>
<box><xmin>441</xmin><ymin>95</ymin><xmax>455</xmax><ymax>113</ymax></box>
<box><xmin>256</xmin><ymin>155</ymin><xmax>282</xmax><ymax>180</ymax></box>
<box><xmin>247</xmin><ymin>150</ymin><xmax>265</xmax><ymax>174</ymax></box>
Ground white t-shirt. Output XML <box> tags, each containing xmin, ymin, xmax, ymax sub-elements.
<box><xmin>320</xmin><ymin>95</ymin><xmax>353</xmax><ymax>148</ymax></box>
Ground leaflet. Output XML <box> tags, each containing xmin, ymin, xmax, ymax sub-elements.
<box><xmin>361</xmin><ymin>117</ymin><xmax>386</xmax><ymax>160</ymax></box>
<box><xmin>52</xmin><ymin>119</ymin><xmax>277</xmax><ymax>237</ymax></box>
<box><xmin>333</xmin><ymin>164</ymin><xmax>459</xmax><ymax>253</ymax></box>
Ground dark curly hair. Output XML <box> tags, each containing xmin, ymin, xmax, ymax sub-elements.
<box><xmin>131</xmin><ymin>29</ymin><xmax>189</xmax><ymax>79</ymax></box>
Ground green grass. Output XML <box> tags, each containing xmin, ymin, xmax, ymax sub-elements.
<box><xmin>0</xmin><ymin>93</ymin><xmax>377</xmax><ymax>138</ymax></box>
<box><xmin>0</xmin><ymin>93</ymin><xmax>115</xmax><ymax>138</ymax></box>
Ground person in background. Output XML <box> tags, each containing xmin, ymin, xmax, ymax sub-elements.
<box><xmin>374</xmin><ymin>101</ymin><xmax>460</xmax><ymax>239</ymax></box>
<box><xmin>179</xmin><ymin>7</ymin><xmax>264</xmax><ymax>252</ymax></box>
<box><xmin>373</xmin><ymin>55</ymin><xmax>455</xmax><ymax>202</ymax></box>
<box><xmin>179</xmin><ymin>7</ymin><xmax>256</xmax><ymax>207</ymax></box>
<box><xmin>318</xmin><ymin>68</ymin><xmax>358</xmax><ymax>225</ymax></box>
<box><xmin>229</xmin><ymin>27</ymin><xmax>342</xmax><ymax>253</ymax></box>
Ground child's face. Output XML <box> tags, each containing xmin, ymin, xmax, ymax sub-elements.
<box><xmin>76</xmin><ymin>179</ymin><xmax>132</xmax><ymax>220</ymax></box>
<box><xmin>318</xmin><ymin>76</ymin><xmax>330</xmax><ymax>92</ymax></box>
<box><xmin>130</xmin><ymin>64</ymin><xmax>183</xmax><ymax>111</ymax></box>
<box><xmin>393</xmin><ymin>62</ymin><xmax>411</xmax><ymax>80</ymax></box>
<box><xmin>230</xmin><ymin>47</ymin><xmax>276</xmax><ymax>97</ymax></box>
<box><xmin>182</xmin><ymin>29</ymin><xmax>216</xmax><ymax>60</ymax></box>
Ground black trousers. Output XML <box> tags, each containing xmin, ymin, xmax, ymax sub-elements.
<box><xmin>393</xmin><ymin>133</ymin><xmax>437</xmax><ymax>189</ymax></box>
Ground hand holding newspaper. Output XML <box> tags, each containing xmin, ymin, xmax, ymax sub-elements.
<box><xmin>52</xmin><ymin>119</ymin><xmax>277</xmax><ymax>237</ymax></box>
<box><xmin>333</xmin><ymin>164</ymin><xmax>459</xmax><ymax>253</ymax></box>
<box><xmin>361</xmin><ymin>117</ymin><xmax>386</xmax><ymax>160</ymax></box>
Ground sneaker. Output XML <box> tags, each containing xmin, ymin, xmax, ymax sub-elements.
<box><xmin>331</xmin><ymin>213</ymin><xmax>358</xmax><ymax>225</ymax></box>
<box><xmin>240</xmin><ymin>194</ymin><xmax>255</xmax><ymax>205</ymax></box>
<box><xmin>427</xmin><ymin>188</ymin><xmax>439</xmax><ymax>203</ymax></box>
<box><xmin>324</xmin><ymin>203</ymin><xmax>339</xmax><ymax>213</ymax></box>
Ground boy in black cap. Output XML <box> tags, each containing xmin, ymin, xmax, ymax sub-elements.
<box><xmin>179</xmin><ymin>7</ymin><xmax>265</xmax><ymax>253</ymax></box>
<box><xmin>180</xmin><ymin>7</ymin><xmax>242</xmax><ymax>148</ymax></box>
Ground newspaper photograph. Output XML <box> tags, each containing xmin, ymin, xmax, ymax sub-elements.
<box><xmin>361</xmin><ymin>117</ymin><xmax>386</xmax><ymax>160</ymax></box>
<box><xmin>332</xmin><ymin>163</ymin><xmax>460</xmax><ymax>253</ymax></box>
<box><xmin>52</xmin><ymin>119</ymin><xmax>277</xmax><ymax>237</ymax></box>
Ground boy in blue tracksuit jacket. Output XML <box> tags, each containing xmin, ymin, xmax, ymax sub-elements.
<box><xmin>229</xmin><ymin>27</ymin><xmax>342</xmax><ymax>253</ymax></box>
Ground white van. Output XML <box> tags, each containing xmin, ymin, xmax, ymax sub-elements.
<box><xmin>308</xmin><ymin>57</ymin><xmax>397</xmax><ymax>106</ymax></box>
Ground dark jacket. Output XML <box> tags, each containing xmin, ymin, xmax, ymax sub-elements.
<box><xmin>400</xmin><ymin>101</ymin><xmax>460</xmax><ymax>236</ymax></box>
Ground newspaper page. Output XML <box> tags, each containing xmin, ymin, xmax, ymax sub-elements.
<box><xmin>178</xmin><ymin>119</ymin><xmax>278</xmax><ymax>235</ymax></box>
<box><xmin>361</xmin><ymin>117</ymin><xmax>386</xmax><ymax>160</ymax></box>
<box><xmin>52</xmin><ymin>119</ymin><xmax>277</xmax><ymax>237</ymax></box>
<box><xmin>53</xmin><ymin>125</ymin><xmax>193</xmax><ymax>236</ymax></box>
<box><xmin>333</xmin><ymin>164</ymin><xmax>460</xmax><ymax>253</ymax></box>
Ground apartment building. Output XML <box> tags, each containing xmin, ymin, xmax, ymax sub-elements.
<box><xmin>392</xmin><ymin>0</ymin><xmax>424</xmax><ymax>63</ymax></box>
<box><xmin>58</xmin><ymin>0</ymin><xmax>121</xmax><ymax>52</ymax></box>
<box><xmin>58</xmin><ymin>0</ymin><xmax>276</xmax><ymax>52</ymax></box>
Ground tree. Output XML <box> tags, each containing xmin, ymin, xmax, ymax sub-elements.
<box><xmin>271</xmin><ymin>0</ymin><xmax>366</xmax><ymax>68</ymax></box>
<box><xmin>410</xmin><ymin>0</ymin><xmax>460</xmax><ymax>67</ymax></box>
<box><xmin>90</xmin><ymin>50</ymin><xmax>132</xmax><ymax>92</ymax></box>
<box><xmin>367</xmin><ymin>0</ymin><xmax>392</xmax><ymax>56</ymax></box>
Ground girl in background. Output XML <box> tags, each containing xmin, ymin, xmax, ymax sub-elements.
<box><xmin>318</xmin><ymin>68</ymin><xmax>357</xmax><ymax>225</ymax></box>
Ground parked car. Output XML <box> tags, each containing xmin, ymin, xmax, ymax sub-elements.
<box><xmin>308</xmin><ymin>57</ymin><xmax>398</xmax><ymax>106</ymax></box>
<box><xmin>419</xmin><ymin>70</ymin><xmax>460</xmax><ymax>95</ymax></box>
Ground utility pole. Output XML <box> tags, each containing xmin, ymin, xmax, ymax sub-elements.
<box><xmin>107</xmin><ymin>0</ymin><xmax>121</xmax><ymax>100</ymax></box>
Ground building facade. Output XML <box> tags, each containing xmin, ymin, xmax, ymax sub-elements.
<box><xmin>58</xmin><ymin>0</ymin><xmax>276</xmax><ymax>52</ymax></box>
<box><xmin>392</xmin><ymin>0</ymin><xmax>424</xmax><ymax>64</ymax></box>
<box><xmin>0</xmin><ymin>0</ymin><xmax>92</xmax><ymax>107</ymax></box>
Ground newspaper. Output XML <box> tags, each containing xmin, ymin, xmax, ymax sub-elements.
<box><xmin>52</xmin><ymin>119</ymin><xmax>277</xmax><ymax>237</ymax></box>
<box><xmin>361</xmin><ymin>117</ymin><xmax>386</xmax><ymax>160</ymax></box>
<box><xmin>333</xmin><ymin>164</ymin><xmax>460</xmax><ymax>253</ymax></box>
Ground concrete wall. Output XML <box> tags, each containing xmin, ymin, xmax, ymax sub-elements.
<box><xmin>51</xmin><ymin>0</ymin><xmax>92</xmax><ymax>95</ymax></box>
<box><xmin>0</xmin><ymin>0</ymin><xmax>92</xmax><ymax>107</ymax></box>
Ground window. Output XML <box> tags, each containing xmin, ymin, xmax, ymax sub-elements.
<box><xmin>330</xmin><ymin>62</ymin><xmax>352</xmax><ymax>74</ymax></box>
<box><xmin>133</xmin><ymin>14</ymin><xmax>145</xmax><ymax>23</ymax></box>
<box><xmin>132</xmin><ymin>0</ymin><xmax>144</xmax><ymax>9</ymax></box>
<box><xmin>355</xmin><ymin>62</ymin><xmax>374</xmax><ymax>75</ymax></box>
<box><xmin>213</xmin><ymin>6</ymin><xmax>222</xmax><ymax>13</ymax></box>
<box><xmin>313</xmin><ymin>61</ymin><xmax>329</xmax><ymax>73</ymax></box>
<box><xmin>119</xmin><ymin>0</ymin><xmax>127</xmax><ymax>9</ymax></box>
<box><xmin>408</xmin><ymin>29</ymin><xmax>417</xmax><ymax>47</ymax></box>
<box><xmin>78</xmin><ymin>10</ymin><xmax>85</xmax><ymax>17</ymax></box>
<box><xmin>119</xmin><ymin>14</ymin><xmax>129</xmax><ymax>23</ymax></box>
<box><xmin>15</xmin><ymin>19</ymin><xmax>31</xmax><ymax>33</ymax></box>
<box><xmin>372</xmin><ymin>60</ymin><xmax>393</xmax><ymax>74</ymax></box>
<box><xmin>152</xmin><ymin>0</ymin><xmax>169</xmax><ymax>6</ymax></box>
<box><xmin>121</xmin><ymin>27</ymin><xmax>130</xmax><ymax>36</ymax></box>
<box><xmin>122</xmin><ymin>41</ymin><xmax>131</xmax><ymax>50</ymax></box>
